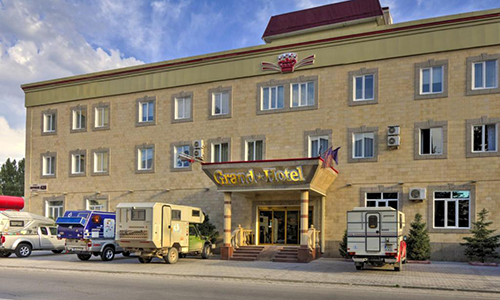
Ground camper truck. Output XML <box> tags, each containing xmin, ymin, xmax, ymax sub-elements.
<box><xmin>116</xmin><ymin>202</ymin><xmax>212</xmax><ymax>264</ymax></box>
<box><xmin>56</xmin><ymin>211</ymin><xmax>128</xmax><ymax>261</ymax></box>
<box><xmin>347</xmin><ymin>207</ymin><xmax>407</xmax><ymax>271</ymax></box>
<box><xmin>0</xmin><ymin>211</ymin><xmax>65</xmax><ymax>258</ymax></box>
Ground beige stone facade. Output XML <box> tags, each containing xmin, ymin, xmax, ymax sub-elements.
<box><xmin>23</xmin><ymin>8</ymin><xmax>500</xmax><ymax>261</ymax></box>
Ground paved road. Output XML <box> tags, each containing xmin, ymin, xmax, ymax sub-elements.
<box><xmin>0</xmin><ymin>268</ymin><xmax>498</xmax><ymax>300</ymax></box>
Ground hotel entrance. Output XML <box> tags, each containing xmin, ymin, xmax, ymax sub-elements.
<box><xmin>258</xmin><ymin>207</ymin><xmax>313</xmax><ymax>245</ymax></box>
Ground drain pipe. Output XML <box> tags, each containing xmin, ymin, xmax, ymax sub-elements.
<box><xmin>321</xmin><ymin>196</ymin><xmax>326</xmax><ymax>253</ymax></box>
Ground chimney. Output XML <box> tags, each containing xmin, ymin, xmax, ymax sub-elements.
<box><xmin>382</xmin><ymin>7</ymin><xmax>393</xmax><ymax>25</ymax></box>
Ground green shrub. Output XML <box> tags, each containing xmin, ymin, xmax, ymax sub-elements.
<box><xmin>339</xmin><ymin>229</ymin><xmax>349</xmax><ymax>258</ymax></box>
<box><xmin>406</xmin><ymin>213</ymin><xmax>431</xmax><ymax>261</ymax></box>
<box><xmin>197</xmin><ymin>213</ymin><xmax>219</xmax><ymax>244</ymax></box>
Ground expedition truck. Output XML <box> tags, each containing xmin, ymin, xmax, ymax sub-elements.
<box><xmin>0</xmin><ymin>211</ymin><xmax>65</xmax><ymax>258</ymax></box>
<box><xmin>116</xmin><ymin>202</ymin><xmax>213</xmax><ymax>264</ymax></box>
<box><xmin>56</xmin><ymin>210</ymin><xmax>129</xmax><ymax>261</ymax></box>
<box><xmin>347</xmin><ymin>207</ymin><xmax>407</xmax><ymax>271</ymax></box>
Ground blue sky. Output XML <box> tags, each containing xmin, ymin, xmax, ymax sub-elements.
<box><xmin>0</xmin><ymin>0</ymin><xmax>499</xmax><ymax>162</ymax></box>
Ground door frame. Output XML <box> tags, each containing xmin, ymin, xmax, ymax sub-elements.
<box><xmin>256</xmin><ymin>205</ymin><xmax>311</xmax><ymax>246</ymax></box>
<box><xmin>365</xmin><ymin>212</ymin><xmax>381</xmax><ymax>252</ymax></box>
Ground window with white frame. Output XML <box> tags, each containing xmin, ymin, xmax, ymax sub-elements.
<box><xmin>174</xmin><ymin>145</ymin><xmax>190</xmax><ymax>168</ymax></box>
<box><xmin>472</xmin><ymin>124</ymin><xmax>497</xmax><ymax>152</ymax></box>
<box><xmin>139</xmin><ymin>100</ymin><xmax>155</xmax><ymax>123</ymax></box>
<box><xmin>420</xmin><ymin>127</ymin><xmax>443</xmax><ymax>155</ymax></box>
<box><xmin>94</xmin><ymin>151</ymin><xmax>109</xmax><ymax>173</ymax></box>
<box><xmin>309</xmin><ymin>136</ymin><xmax>329</xmax><ymax>158</ymax></box>
<box><xmin>291</xmin><ymin>82</ymin><xmax>315</xmax><ymax>107</ymax></box>
<box><xmin>42</xmin><ymin>155</ymin><xmax>56</xmax><ymax>176</ymax></box>
<box><xmin>71</xmin><ymin>153</ymin><xmax>85</xmax><ymax>174</ymax></box>
<box><xmin>262</xmin><ymin>86</ymin><xmax>284</xmax><ymax>110</ymax></box>
<box><xmin>212</xmin><ymin>92</ymin><xmax>230</xmax><ymax>116</ymax></box>
<box><xmin>354</xmin><ymin>74</ymin><xmax>374</xmax><ymax>101</ymax></box>
<box><xmin>46</xmin><ymin>200</ymin><xmax>64</xmax><ymax>219</ymax></box>
<box><xmin>43</xmin><ymin>113</ymin><xmax>56</xmax><ymax>133</ymax></box>
<box><xmin>366</xmin><ymin>192</ymin><xmax>398</xmax><ymax>209</ymax></box>
<box><xmin>420</xmin><ymin>66</ymin><xmax>443</xmax><ymax>94</ymax></box>
<box><xmin>473</xmin><ymin>60</ymin><xmax>498</xmax><ymax>89</ymax></box>
<box><xmin>246</xmin><ymin>140</ymin><xmax>263</xmax><ymax>161</ymax></box>
<box><xmin>72</xmin><ymin>109</ymin><xmax>86</xmax><ymax>130</ymax></box>
<box><xmin>212</xmin><ymin>143</ymin><xmax>229</xmax><ymax>163</ymax></box>
<box><xmin>175</xmin><ymin>97</ymin><xmax>192</xmax><ymax>120</ymax></box>
<box><xmin>138</xmin><ymin>147</ymin><xmax>154</xmax><ymax>170</ymax></box>
<box><xmin>353</xmin><ymin>132</ymin><xmax>374</xmax><ymax>158</ymax></box>
<box><xmin>434</xmin><ymin>191</ymin><xmax>470</xmax><ymax>229</ymax></box>
<box><xmin>95</xmin><ymin>106</ymin><xmax>109</xmax><ymax>128</ymax></box>
<box><xmin>86</xmin><ymin>199</ymin><xmax>107</xmax><ymax>211</ymax></box>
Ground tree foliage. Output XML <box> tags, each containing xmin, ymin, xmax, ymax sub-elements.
<box><xmin>197</xmin><ymin>212</ymin><xmax>219</xmax><ymax>244</ymax></box>
<box><xmin>461</xmin><ymin>208</ymin><xmax>500</xmax><ymax>263</ymax></box>
<box><xmin>406</xmin><ymin>213</ymin><xmax>431</xmax><ymax>261</ymax></box>
<box><xmin>0</xmin><ymin>158</ymin><xmax>25</xmax><ymax>197</ymax></box>
<box><xmin>339</xmin><ymin>229</ymin><xmax>349</xmax><ymax>258</ymax></box>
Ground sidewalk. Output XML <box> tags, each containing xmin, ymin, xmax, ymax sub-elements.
<box><xmin>1</xmin><ymin>252</ymin><xmax>499</xmax><ymax>293</ymax></box>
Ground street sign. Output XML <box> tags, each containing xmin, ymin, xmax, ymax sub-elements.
<box><xmin>30</xmin><ymin>184</ymin><xmax>48</xmax><ymax>192</ymax></box>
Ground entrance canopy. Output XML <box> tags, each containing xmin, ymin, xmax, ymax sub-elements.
<box><xmin>202</xmin><ymin>158</ymin><xmax>338</xmax><ymax>196</ymax></box>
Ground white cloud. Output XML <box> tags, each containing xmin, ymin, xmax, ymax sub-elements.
<box><xmin>0</xmin><ymin>117</ymin><xmax>25</xmax><ymax>163</ymax></box>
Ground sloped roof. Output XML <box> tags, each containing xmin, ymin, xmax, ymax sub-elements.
<box><xmin>262</xmin><ymin>0</ymin><xmax>384</xmax><ymax>40</ymax></box>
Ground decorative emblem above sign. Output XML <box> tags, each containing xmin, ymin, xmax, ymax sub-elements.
<box><xmin>261</xmin><ymin>53</ymin><xmax>315</xmax><ymax>73</ymax></box>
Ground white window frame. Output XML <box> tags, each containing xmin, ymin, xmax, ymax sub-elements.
<box><xmin>138</xmin><ymin>148</ymin><xmax>154</xmax><ymax>170</ymax></box>
<box><xmin>45</xmin><ymin>201</ymin><xmax>64</xmax><ymax>219</ymax></box>
<box><xmin>42</xmin><ymin>156</ymin><xmax>55</xmax><ymax>176</ymax></box>
<box><xmin>72</xmin><ymin>110</ymin><xmax>85</xmax><ymax>130</ymax></box>
<box><xmin>174</xmin><ymin>145</ymin><xmax>190</xmax><ymax>169</ymax></box>
<box><xmin>471</xmin><ymin>123</ymin><xmax>498</xmax><ymax>153</ymax></box>
<box><xmin>419</xmin><ymin>127</ymin><xmax>444</xmax><ymax>155</ymax></box>
<box><xmin>245</xmin><ymin>140</ymin><xmax>264</xmax><ymax>161</ymax></box>
<box><xmin>138</xmin><ymin>100</ymin><xmax>155</xmax><ymax>123</ymax></box>
<box><xmin>175</xmin><ymin>97</ymin><xmax>191</xmax><ymax>120</ymax></box>
<box><xmin>93</xmin><ymin>152</ymin><xmax>109</xmax><ymax>173</ymax></box>
<box><xmin>43</xmin><ymin>113</ymin><xmax>56</xmax><ymax>133</ymax></box>
<box><xmin>472</xmin><ymin>60</ymin><xmax>498</xmax><ymax>90</ymax></box>
<box><xmin>353</xmin><ymin>74</ymin><xmax>374</xmax><ymax>101</ymax></box>
<box><xmin>71</xmin><ymin>154</ymin><xmax>85</xmax><ymax>174</ymax></box>
<box><xmin>365</xmin><ymin>192</ymin><xmax>399</xmax><ymax>209</ymax></box>
<box><xmin>95</xmin><ymin>107</ymin><xmax>109</xmax><ymax>128</ymax></box>
<box><xmin>86</xmin><ymin>199</ymin><xmax>107</xmax><ymax>211</ymax></box>
<box><xmin>352</xmin><ymin>132</ymin><xmax>375</xmax><ymax>159</ymax></box>
<box><xmin>261</xmin><ymin>86</ymin><xmax>284</xmax><ymax>110</ymax></box>
<box><xmin>212</xmin><ymin>92</ymin><xmax>229</xmax><ymax>116</ymax></box>
<box><xmin>433</xmin><ymin>191</ymin><xmax>470</xmax><ymax>229</ymax></box>
<box><xmin>291</xmin><ymin>81</ymin><xmax>315</xmax><ymax>107</ymax></box>
<box><xmin>308</xmin><ymin>135</ymin><xmax>329</xmax><ymax>158</ymax></box>
<box><xmin>420</xmin><ymin>66</ymin><xmax>444</xmax><ymax>94</ymax></box>
<box><xmin>211</xmin><ymin>143</ymin><xmax>229</xmax><ymax>163</ymax></box>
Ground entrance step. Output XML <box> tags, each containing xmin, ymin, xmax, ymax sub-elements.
<box><xmin>273</xmin><ymin>246</ymin><xmax>300</xmax><ymax>263</ymax></box>
<box><xmin>230</xmin><ymin>246</ymin><xmax>265</xmax><ymax>261</ymax></box>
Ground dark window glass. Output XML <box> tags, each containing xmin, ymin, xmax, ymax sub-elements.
<box><xmin>388</xmin><ymin>201</ymin><xmax>398</xmax><ymax>210</ymax></box>
<box><xmin>172</xmin><ymin>210</ymin><xmax>181</xmax><ymax>221</ymax></box>
<box><xmin>366</xmin><ymin>193</ymin><xmax>381</xmax><ymax>200</ymax></box>
<box><xmin>192</xmin><ymin>210</ymin><xmax>200</xmax><ymax>217</ymax></box>
<box><xmin>40</xmin><ymin>227</ymin><xmax>48</xmax><ymax>235</ymax></box>
<box><xmin>131</xmin><ymin>209</ymin><xmax>146</xmax><ymax>221</ymax></box>
<box><xmin>473</xmin><ymin>126</ymin><xmax>483</xmax><ymax>151</ymax></box>
<box><xmin>378</xmin><ymin>202</ymin><xmax>387</xmax><ymax>207</ymax></box>
<box><xmin>421</xmin><ymin>129</ymin><xmax>430</xmax><ymax>154</ymax></box>
<box><xmin>447</xmin><ymin>201</ymin><xmax>456</xmax><ymax>227</ymax></box>
<box><xmin>434</xmin><ymin>200</ymin><xmax>445</xmax><ymax>227</ymax></box>
<box><xmin>366</xmin><ymin>201</ymin><xmax>376</xmax><ymax>207</ymax></box>
<box><xmin>458</xmin><ymin>200</ymin><xmax>469</xmax><ymax>228</ymax></box>
<box><xmin>453</xmin><ymin>191</ymin><xmax>470</xmax><ymax>199</ymax></box>
<box><xmin>189</xmin><ymin>225</ymin><xmax>196</xmax><ymax>236</ymax></box>
<box><xmin>50</xmin><ymin>227</ymin><xmax>57</xmax><ymax>235</ymax></box>
<box><xmin>368</xmin><ymin>215</ymin><xmax>378</xmax><ymax>228</ymax></box>
<box><xmin>434</xmin><ymin>191</ymin><xmax>450</xmax><ymax>199</ymax></box>
<box><xmin>10</xmin><ymin>221</ymin><xmax>24</xmax><ymax>227</ymax></box>
<box><xmin>383</xmin><ymin>193</ymin><xmax>398</xmax><ymax>199</ymax></box>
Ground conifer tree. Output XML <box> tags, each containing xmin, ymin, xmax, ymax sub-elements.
<box><xmin>407</xmin><ymin>213</ymin><xmax>431</xmax><ymax>261</ymax></box>
<box><xmin>339</xmin><ymin>229</ymin><xmax>349</xmax><ymax>258</ymax></box>
<box><xmin>198</xmin><ymin>213</ymin><xmax>219</xmax><ymax>243</ymax></box>
<box><xmin>461</xmin><ymin>209</ymin><xmax>500</xmax><ymax>263</ymax></box>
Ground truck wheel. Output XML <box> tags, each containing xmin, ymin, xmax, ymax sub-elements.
<box><xmin>52</xmin><ymin>250</ymin><xmax>63</xmax><ymax>254</ymax></box>
<box><xmin>15</xmin><ymin>243</ymin><xmax>32</xmax><ymax>258</ymax></box>
<box><xmin>164</xmin><ymin>248</ymin><xmax>179</xmax><ymax>264</ymax></box>
<box><xmin>77</xmin><ymin>254</ymin><xmax>92</xmax><ymax>261</ymax></box>
<box><xmin>101</xmin><ymin>247</ymin><xmax>115</xmax><ymax>261</ymax></box>
<box><xmin>355</xmin><ymin>262</ymin><xmax>363</xmax><ymax>270</ymax></box>
<box><xmin>138</xmin><ymin>257</ymin><xmax>152</xmax><ymax>263</ymax></box>
<box><xmin>0</xmin><ymin>252</ymin><xmax>12</xmax><ymax>258</ymax></box>
<box><xmin>122</xmin><ymin>251</ymin><xmax>131</xmax><ymax>257</ymax></box>
<box><xmin>201</xmin><ymin>244</ymin><xmax>211</xmax><ymax>259</ymax></box>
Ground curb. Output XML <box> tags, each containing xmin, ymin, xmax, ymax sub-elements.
<box><xmin>1</xmin><ymin>265</ymin><xmax>499</xmax><ymax>295</ymax></box>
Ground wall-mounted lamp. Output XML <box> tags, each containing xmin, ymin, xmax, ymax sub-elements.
<box><xmin>163</xmin><ymin>189</ymin><xmax>170</xmax><ymax>193</ymax></box>
<box><xmin>346</xmin><ymin>183</ymin><xmax>352</xmax><ymax>187</ymax></box>
<box><xmin>205</xmin><ymin>188</ymin><xmax>210</xmax><ymax>192</ymax></box>
<box><xmin>398</xmin><ymin>182</ymin><xmax>404</xmax><ymax>185</ymax></box>
<box><xmin>62</xmin><ymin>192</ymin><xmax>68</xmax><ymax>195</ymax></box>
<box><xmin>96</xmin><ymin>191</ymin><xmax>101</xmax><ymax>195</ymax></box>
<box><xmin>128</xmin><ymin>190</ymin><xmax>134</xmax><ymax>193</ymax></box>
<box><xmin>470</xmin><ymin>180</ymin><xmax>477</xmax><ymax>184</ymax></box>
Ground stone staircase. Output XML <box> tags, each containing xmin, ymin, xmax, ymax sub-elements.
<box><xmin>273</xmin><ymin>246</ymin><xmax>299</xmax><ymax>263</ymax></box>
<box><xmin>230</xmin><ymin>246</ymin><xmax>265</xmax><ymax>261</ymax></box>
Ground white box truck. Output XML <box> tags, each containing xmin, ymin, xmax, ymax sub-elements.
<box><xmin>347</xmin><ymin>207</ymin><xmax>407</xmax><ymax>271</ymax></box>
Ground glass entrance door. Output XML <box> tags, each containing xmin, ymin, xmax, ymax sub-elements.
<box><xmin>258</xmin><ymin>207</ymin><xmax>305</xmax><ymax>245</ymax></box>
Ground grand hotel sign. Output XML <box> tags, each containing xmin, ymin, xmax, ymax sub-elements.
<box><xmin>202</xmin><ymin>158</ymin><xmax>338</xmax><ymax>195</ymax></box>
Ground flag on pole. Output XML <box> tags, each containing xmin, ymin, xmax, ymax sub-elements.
<box><xmin>321</xmin><ymin>146</ymin><xmax>340</xmax><ymax>169</ymax></box>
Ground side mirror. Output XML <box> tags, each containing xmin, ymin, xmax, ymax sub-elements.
<box><xmin>403</xmin><ymin>235</ymin><xmax>407</xmax><ymax>241</ymax></box>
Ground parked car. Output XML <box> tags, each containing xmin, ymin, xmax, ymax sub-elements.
<box><xmin>116</xmin><ymin>202</ymin><xmax>213</xmax><ymax>264</ymax></box>
<box><xmin>347</xmin><ymin>207</ymin><xmax>407</xmax><ymax>271</ymax></box>
<box><xmin>57</xmin><ymin>210</ymin><xmax>129</xmax><ymax>261</ymax></box>
<box><xmin>0</xmin><ymin>211</ymin><xmax>65</xmax><ymax>258</ymax></box>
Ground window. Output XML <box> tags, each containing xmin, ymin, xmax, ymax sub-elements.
<box><xmin>473</xmin><ymin>60</ymin><xmax>497</xmax><ymax>89</ymax></box>
<box><xmin>192</xmin><ymin>210</ymin><xmax>200</xmax><ymax>217</ymax></box>
<box><xmin>420</xmin><ymin>66</ymin><xmax>443</xmax><ymax>94</ymax></box>
<box><xmin>131</xmin><ymin>209</ymin><xmax>146</xmax><ymax>221</ymax></box>
<box><xmin>71</xmin><ymin>153</ymin><xmax>85</xmax><ymax>174</ymax></box>
<box><xmin>212</xmin><ymin>143</ymin><xmax>229</xmax><ymax>163</ymax></box>
<box><xmin>368</xmin><ymin>216</ymin><xmax>378</xmax><ymax>228</ymax></box>
<box><xmin>174</xmin><ymin>145</ymin><xmax>190</xmax><ymax>168</ymax></box>
<box><xmin>353</xmin><ymin>132</ymin><xmax>374</xmax><ymax>158</ymax></box>
<box><xmin>43</xmin><ymin>113</ymin><xmax>56</xmax><ymax>133</ymax></box>
<box><xmin>472</xmin><ymin>124</ymin><xmax>497</xmax><ymax>152</ymax></box>
<box><xmin>246</xmin><ymin>140</ymin><xmax>263</xmax><ymax>161</ymax></box>
<box><xmin>354</xmin><ymin>74</ymin><xmax>374</xmax><ymax>101</ymax></box>
<box><xmin>138</xmin><ymin>147</ymin><xmax>154</xmax><ymax>170</ymax></box>
<box><xmin>72</xmin><ymin>109</ymin><xmax>86</xmax><ymax>130</ymax></box>
<box><xmin>139</xmin><ymin>100</ymin><xmax>155</xmax><ymax>123</ymax></box>
<box><xmin>262</xmin><ymin>86</ymin><xmax>284</xmax><ymax>110</ymax></box>
<box><xmin>95</xmin><ymin>106</ymin><xmax>109</xmax><ymax>128</ymax></box>
<box><xmin>46</xmin><ymin>200</ymin><xmax>64</xmax><ymax>219</ymax></box>
<box><xmin>309</xmin><ymin>136</ymin><xmax>329</xmax><ymax>157</ymax></box>
<box><xmin>40</xmin><ymin>227</ymin><xmax>48</xmax><ymax>235</ymax></box>
<box><xmin>10</xmin><ymin>220</ymin><xmax>24</xmax><ymax>227</ymax></box>
<box><xmin>175</xmin><ymin>97</ymin><xmax>192</xmax><ymax>120</ymax></box>
<box><xmin>86</xmin><ymin>199</ymin><xmax>107</xmax><ymax>211</ymax></box>
<box><xmin>49</xmin><ymin>227</ymin><xmax>57</xmax><ymax>235</ymax></box>
<box><xmin>94</xmin><ymin>151</ymin><xmax>109</xmax><ymax>173</ymax></box>
<box><xmin>291</xmin><ymin>82</ymin><xmax>315</xmax><ymax>107</ymax></box>
<box><xmin>420</xmin><ymin>128</ymin><xmax>443</xmax><ymax>155</ymax></box>
<box><xmin>434</xmin><ymin>191</ymin><xmax>470</xmax><ymax>229</ymax></box>
<box><xmin>42</xmin><ymin>155</ymin><xmax>56</xmax><ymax>176</ymax></box>
<box><xmin>212</xmin><ymin>92</ymin><xmax>230</xmax><ymax>116</ymax></box>
<box><xmin>366</xmin><ymin>193</ymin><xmax>398</xmax><ymax>209</ymax></box>
<box><xmin>172</xmin><ymin>210</ymin><xmax>181</xmax><ymax>221</ymax></box>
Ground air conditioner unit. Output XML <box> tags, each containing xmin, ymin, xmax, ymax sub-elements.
<box><xmin>409</xmin><ymin>188</ymin><xmax>426</xmax><ymax>201</ymax></box>
<box><xmin>193</xmin><ymin>140</ymin><xmax>205</xmax><ymax>149</ymax></box>
<box><xmin>193</xmin><ymin>148</ymin><xmax>204</xmax><ymax>159</ymax></box>
<box><xmin>388</xmin><ymin>125</ymin><xmax>400</xmax><ymax>136</ymax></box>
<box><xmin>387</xmin><ymin>135</ymin><xmax>400</xmax><ymax>147</ymax></box>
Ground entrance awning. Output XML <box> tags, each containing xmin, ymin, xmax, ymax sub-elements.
<box><xmin>201</xmin><ymin>158</ymin><xmax>338</xmax><ymax>196</ymax></box>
